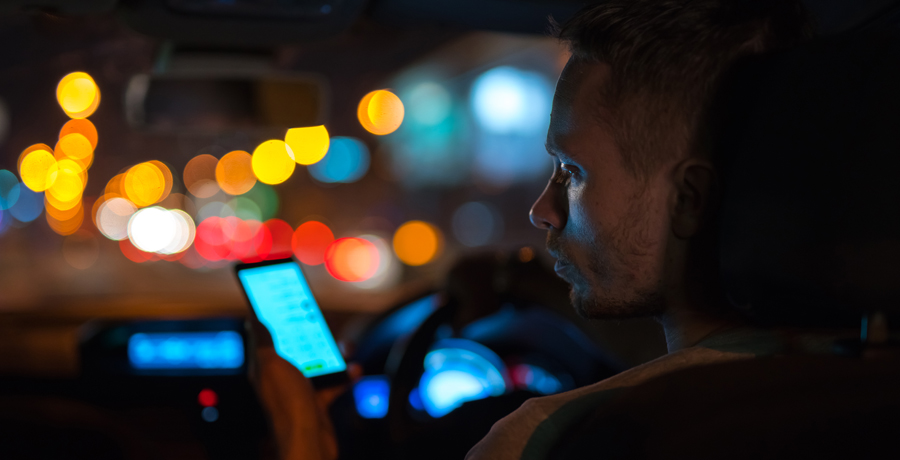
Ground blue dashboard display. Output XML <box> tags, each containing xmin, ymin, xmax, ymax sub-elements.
<box><xmin>238</xmin><ymin>262</ymin><xmax>347</xmax><ymax>378</ymax></box>
<box><xmin>417</xmin><ymin>339</ymin><xmax>508</xmax><ymax>418</ymax></box>
<box><xmin>128</xmin><ymin>331</ymin><xmax>244</xmax><ymax>370</ymax></box>
<box><xmin>353</xmin><ymin>375</ymin><xmax>390</xmax><ymax>419</ymax></box>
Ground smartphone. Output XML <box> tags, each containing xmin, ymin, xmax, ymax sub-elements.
<box><xmin>235</xmin><ymin>258</ymin><xmax>349</xmax><ymax>388</ymax></box>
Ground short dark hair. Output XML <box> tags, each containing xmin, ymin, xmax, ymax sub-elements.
<box><xmin>554</xmin><ymin>0</ymin><xmax>814</xmax><ymax>177</ymax></box>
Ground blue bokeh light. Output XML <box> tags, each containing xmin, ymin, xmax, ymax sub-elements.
<box><xmin>452</xmin><ymin>201</ymin><xmax>503</xmax><ymax>247</ymax></box>
<box><xmin>418</xmin><ymin>339</ymin><xmax>507</xmax><ymax>418</ymax></box>
<box><xmin>353</xmin><ymin>375</ymin><xmax>391</xmax><ymax>419</ymax></box>
<box><xmin>309</xmin><ymin>137</ymin><xmax>370</xmax><ymax>184</ymax></box>
<box><xmin>407</xmin><ymin>82</ymin><xmax>452</xmax><ymax>127</ymax></box>
<box><xmin>470</xmin><ymin>66</ymin><xmax>553</xmax><ymax>135</ymax></box>
<box><xmin>8</xmin><ymin>184</ymin><xmax>43</xmax><ymax>223</ymax></box>
<box><xmin>128</xmin><ymin>331</ymin><xmax>244</xmax><ymax>370</ymax></box>
<box><xmin>513</xmin><ymin>364</ymin><xmax>563</xmax><ymax>395</ymax></box>
<box><xmin>0</xmin><ymin>169</ymin><xmax>19</xmax><ymax>210</ymax></box>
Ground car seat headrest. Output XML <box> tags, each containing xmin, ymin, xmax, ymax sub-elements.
<box><xmin>715</xmin><ymin>29</ymin><xmax>900</xmax><ymax>327</ymax></box>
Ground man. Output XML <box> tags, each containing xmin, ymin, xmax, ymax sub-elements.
<box><xmin>254</xmin><ymin>1</ymin><xmax>813</xmax><ymax>459</ymax></box>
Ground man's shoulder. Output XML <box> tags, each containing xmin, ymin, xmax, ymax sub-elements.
<box><xmin>466</xmin><ymin>346</ymin><xmax>754</xmax><ymax>460</ymax></box>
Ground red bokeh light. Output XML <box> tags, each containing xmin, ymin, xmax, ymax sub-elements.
<box><xmin>324</xmin><ymin>237</ymin><xmax>380</xmax><ymax>282</ymax></box>
<box><xmin>265</xmin><ymin>219</ymin><xmax>294</xmax><ymax>259</ymax></box>
<box><xmin>292</xmin><ymin>221</ymin><xmax>334</xmax><ymax>266</ymax></box>
<box><xmin>119</xmin><ymin>239</ymin><xmax>156</xmax><ymax>263</ymax></box>
<box><xmin>198</xmin><ymin>388</ymin><xmax>218</xmax><ymax>407</ymax></box>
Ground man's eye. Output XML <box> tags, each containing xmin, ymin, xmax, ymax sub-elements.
<box><xmin>553</xmin><ymin>163</ymin><xmax>575</xmax><ymax>184</ymax></box>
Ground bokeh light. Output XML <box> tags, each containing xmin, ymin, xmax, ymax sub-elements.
<box><xmin>452</xmin><ymin>201</ymin><xmax>503</xmax><ymax>247</ymax></box>
<box><xmin>470</xmin><ymin>66</ymin><xmax>552</xmax><ymax>134</ymax></box>
<box><xmin>393</xmin><ymin>220</ymin><xmax>442</xmax><ymax>266</ymax></box>
<box><xmin>62</xmin><ymin>230</ymin><xmax>100</xmax><ymax>270</ymax></box>
<box><xmin>243</xmin><ymin>182</ymin><xmax>279</xmax><ymax>221</ymax></box>
<box><xmin>96</xmin><ymin>197</ymin><xmax>137</xmax><ymax>240</ymax></box>
<box><xmin>120</xmin><ymin>238</ymin><xmax>156</xmax><ymax>263</ymax></box>
<box><xmin>148</xmin><ymin>160</ymin><xmax>174</xmax><ymax>202</ymax></box>
<box><xmin>353</xmin><ymin>234</ymin><xmax>399</xmax><ymax>290</ymax></box>
<box><xmin>325</xmin><ymin>237</ymin><xmax>380</xmax><ymax>282</ymax></box>
<box><xmin>124</xmin><ymin>162</ymin><xmax>165</xmax><ymax>207</ymax></box>
<box><xmin>285</xmin><ymin>126</ymin><xmax>330</xmax><ymax>165</ymax></box>
<box><xmin>292</xmin><ymin>220</ymin><xmax>334</xmax><ymax>265</ymax></box>
<box><xmin>228</xmin><ymin>196</ymin><xmax>262</xmax><ymax>221</ymax></box>
<box><xmin>45</xmin><ymin>196</ymin><xmax>82</xmax><ymax>221</ymax></box>
<box><xmin>55</xmin><ymin>133</ymin><xmax>94</xmax><ymax>166</ymax></box>
<box><xmin>46</xmin><ymin>201</ymin><xmax>83</xmax><ymax>235</ymax></box>
<box><xmin>193</xmin><ymin>215</ymin><xmax>271</xmax><ymax>262</ymax></box>
<box><xmin>407</xmin><ymin>82</ymin><xmax>452</xmax><ymax>126</ymax></box>
<box><xmin>128</xmin><ymin>207</ymin><xmax>176</xmax><ymax>252</ymax></box>
<box><xmin>215</xmin><ymin>150</ymin><xmax>256</xmax><ymax>195</ymax></box>
<box><xmin>184</xmin><ymin>154</ymin><xmax>220</xmax><ymax>198</ymax></box>
<box><xmin>19</xmin><ymin>148</ymin><xmax>58</xmax><ymax>192</ymax></box>
<box><xmin>252</xmin><ymin>140</ymin><xmax>295</xmax><ymax>185</ymax></box>
<box><xmin>160</xmin><ymin>209</ymin><xmax>196</xmax><ymax>255</ymax></box>
<box><xmin>308</xmin><ymin>137</ymin><xmax>369</xmax><ymax>184</ymax></box>
<box><xmin>358</xmin><ymin>90</ymin><xmax>404</xmax><ymax>135</ymax></box>
<box><xmin>0</xmin><ymin>169</ymin><xmax>20</xmax><ymax>210</ymax></box>
<box><xmin>60</xmin><ymin>119</ymin><xmax>98</xmax><ymax>149</ymax></box>
<box><xmin>47</xmin><ymin>159</ymin><xmax>85</xmax><ymax>204</ymax></box>
<box><xmin>105</xmin><ymin>173</ymin><xmax>126</xmax><ymax>198</ymax></box>
<box><xmin>264</xmin><ymin>219</ymin><xmax>294</xmax><ymax>259</ymax></box>
<box><xmin>56</xmin><ymin>72</ymin><xmax>100</xmax><ymax>118</ymax></box>
<box><xmin>8</xmin><ymin>185</ymin><xmax>43</xmax><ymax>222</ymax></box>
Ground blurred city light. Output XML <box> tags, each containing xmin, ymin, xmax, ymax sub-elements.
<box><xmin>215</xmin><ymin>150</ymin><xmax>256</xmax><ymax>195</ymax></box>
<box><xmin>128</xmin><ymin>332</ymin><xmax>243</xmax><ymax>369</ymax></box>
<box><xmin>56</xmin><ymin>72</ymin><xmax>100</xmax><ymax>118</ymax></box>
<box><xmin>308</xmin><ymin>137</ymin><xmax>369</xmax><ymax>184</ymax></box>
<box><xmin>452</xmin><ymin>201</ymin><xmax>503</xmax><ymax>247</ymax></box>
<box><xmin>124</xmin><ymin>162</ymin><xmax>166</xmax><ymax>207</ymax></box>
<box><xmin>193</xmin><ymin>215</ymin><xmax>271</xmax><ymax>262</ymax></box>
<box><xmin>353</xmin><ymin>234</ymin><xmax>399</xmax><ymax>290</ymax></box>
<box><xmin>184</xmin><ymin>154</ymin><xmax>220</xmax><ymax>198</ymax></box>
<box><xmin>470</xmin><ymin>66</ymin><xmax>551</xmax><ymax>134</ymax></box>
<box><xmin>128</xmin><ymin>207</ymin><xmax>177</xmax><ymax>252</ymax></box>
<box><xmin>324</xmin><ymin>237</ymin><xmax>379</xmax><ymax>282</ymax></box>
<box><xmin>285</xmin><ymin>125</ymin><xmax>330</xmax><ymax>165</ymax></box>
<box><xmin>407</xmin><ymin>82</ymin><xmax>452</xmax><ymax>126</ymax></box>
<box><xmin>243</xmin><ymin>182</ymin><xmax>279</xmax><ymax>221</ymax></box>
<box><xmin>59</xmin><ymin>118</ymin><xmax>98</xmax><ymax>149</ymax></box>
<box><xmin>62</xmin><ymin>229</ymin><xmax>100</xmax><ymax>270</ymax></box>
<box><xmin>96</xmin><ymin>196</ymin><xmax>137</xmax><ymax>240</ymax></box>
<box><xmin>264</xmin><ymin>219</ymin><xmax>293</xmax><ymax>259</ymax></box>
<box><xmin>358</xmin><ymin>89</ymin><xmax>404</xmax><ymax>135</ymax></box>
<box><xmin>393</xmin><ymin>220</ymin><xmax>442</xmax><ymax>266</ymax></box>
<box><xmin>8</xmin><ymin>185</ymin><xmax>43</xmax><ymax>222</ymax></box>
<box><xmin>148</xmin><ymin>160</ymin><xmax>174</xmax><ymax>202</ymax></box>
<box><xmin>354</xmin><ymin>375</ymin><xmax>390</xmax><ymax>419</ymax></box>
<box><xmin>19</xmin><ymin>148</ymin><xmax>58</xmax><ymax>192</ymax></box>
<box><xmin>46</xmin><ymin>201</ymin><xmax>83</xmax><ymax>235</ymax></box>
<box><xmin>47</xmin><ymin>159</ymin><xmax>85</xmax><ymax>204</ymax></box>
<box><xmin>119</xmin><ymin>238</ymin><xmax>156</xmax><ymax>263</ymax></box>
<box><xmin>55</xmin><ymin>133</ymin><xmax>94</xmax><ymax>170</ymax></box>
<box><xmin>45</xmin><ymin>195</ymin><xmax>82</xmax><ymax>221</ymax></box>
<box><xmin>251</xmin><ymin>139</ymin><xmax>295</xmax><ymax>185</ymax></box>
<box><xmin>292</xmin><ymin>220</ymin><xmax>334</xmax><ymax>265</ymax></box>
<box><xmin>228</xmin><ymin>196</ymin><xmax>262</xmax><ymax>221</ymax></box>
<box><xmin>0</xmin><ymin>170</ymin><xmax>20</xmax><ymax>210</ymax></box>
<box><xmin>198</xmin><ymin>388</ymin><xmax>218</xmax><ymax>407</ymax></box>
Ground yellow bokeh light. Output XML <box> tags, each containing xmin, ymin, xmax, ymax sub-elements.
<box><xmin>184</xmin><ymin>154</ymin><xmax>220</xmax><ymax>198</ymax></box>
<box><xmin>215</xmin><ymin>150</ymin><xmax>256</xmax><ymax>195</ymax></box>
<box><xmin>19</xmin><ymin>144</ymin><xmax>53</xmax><ymax>172</ymax></box>
<box><xmin>392</xmin><ymin>220</ymin><xmax>442</xmax><ymax>266</ymax></box>
<box><xmin>56</xmin><ymin>72</ymin><xmax>100</xmax><ymax>119</ymax></box>
<box><xmin>60</xmin><ymin>119</ymin><xmax>98</xmax><ymax>149</ymax></box>
<box><xmin>124</xmin><ymin>162</ymin><xmax>165</xmax><ymax>207</ymax></box>
<box><xmin>285</xmin><ymin>126</ymin><xmax>330</xmax><ymax>165</ymax></box>
<box><xmin>46</xmin><ymin>202</ymin><xmax>84</xmax><ymax>235</ymax></box>
<box><xmin>20</xmin><ymin>148</ymin><xmax>59</xmax><ymax>192</ymax></box>
<box><xmin>47</xmin><ymin>165</ymin><xmax>85</xmax><ymax>204</ymax></box>
<box><xmin>46</xmin><ymin>195</ymin><xmax>83</xmax><ymax>221</ymax></box>
<box><xmin>148</xmin><ymin>160</ymin><xmax>174</xmax><ymax>203</ymax></box>
<box><xmin>251</xmin><ymin>139</ymin><xmax>296</xmax><ymax>185</ymax></box>
<box><xmin>358</xmin><ymin>90</ymin><xmax>404</xmax><ymax>135</ymax></box>
<box><xmin>56</xmin><ymin>133</ymin><xmax>93</xmax><ymax>161</ymax></box>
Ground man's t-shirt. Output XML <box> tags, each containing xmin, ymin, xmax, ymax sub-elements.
<box><xmin>465</xmin><ymin>329</ymin><xmax>821</xmax><ymax>460</ymax></box>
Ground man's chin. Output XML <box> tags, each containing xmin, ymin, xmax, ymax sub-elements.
<box><xmin>569</xmin><ymin>286</ymin><xmax>666</xmax><ymax>320</ymax></box>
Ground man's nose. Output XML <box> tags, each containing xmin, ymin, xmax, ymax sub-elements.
<box><xmin>529</xmin><ymin>181</ymin><xmax>566</xmax><ymax>230</ymax></box>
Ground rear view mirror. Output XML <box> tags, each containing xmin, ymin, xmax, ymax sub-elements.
<box><xmin>125</xmin><ymin>67</ymin><xmax>328</xmax><ymax>134</ymax></box>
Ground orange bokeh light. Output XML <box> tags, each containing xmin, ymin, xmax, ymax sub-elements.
<box><xmin>392</xmin><ymin>220</ymin><xmax>443</xmax><ymax>266</ymax></box>
<box><xmin>46</xmin><ymin>202</ymin><xmax>84</xmax><ymax>235</ymax></box>
<box><xmin>60</xmin><ymin>119</ymin><xmax>98</xmax><ymax>149</ymax></box>
<box><xmin>325</xmin><ymin>237</ymin><xmax>380</xmax><ymax>282</ymax></box>
<box><xmin>184</xmin><ymin>154</ymin><xmax>220</xmax><ymax>198</ymax></box>
<box><xmin>358</xmin><ymin>90</ymin><xmax>404</xmax><ymax>135</ymax></box>
<box><xmin>216</xmin><ymin>150</ymin><xmax>256</xmax><ymax>195</ymax></box>
<box><xmin>292</xmin><ymin>220</ymin><xmax>334</xmax><ymax>266</ymax></box>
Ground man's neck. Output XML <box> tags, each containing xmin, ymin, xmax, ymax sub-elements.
<box><xmin>657</xmin><ymin>308</ymin><xmax>742</xmax><ymax>353</ymax></box>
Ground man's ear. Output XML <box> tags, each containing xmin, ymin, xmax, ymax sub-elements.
<box><xmin>671</xmin><ymin>160</ymin><xmax>718</xmax><ymax>239</ymax></box>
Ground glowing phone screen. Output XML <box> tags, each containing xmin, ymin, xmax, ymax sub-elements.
<box><xmin>238</xmin><ymin>262</ymin><xmax>346</xmax><ymax>377</ymax></box>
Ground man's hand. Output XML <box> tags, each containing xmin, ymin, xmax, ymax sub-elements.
<box><xmin>254</xmin><ymin>347</ymin><xmax>341</xmax><ymax>460</ymax></box>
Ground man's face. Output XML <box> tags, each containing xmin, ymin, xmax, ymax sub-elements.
<box><xmin>530</xmin><ymin>59</ymin><xmax>672</xmax><ymax>319</ymax></box>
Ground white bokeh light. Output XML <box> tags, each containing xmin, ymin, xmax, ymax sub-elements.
<box><xmin>128</xmin><ymin>207</ymin><xmax>177</xmax><ymax>253</ymax></box>
<box><xmin>159</xmin><ymin>209</ymin><xmax>196</xmax><ymax>254</ymax></box>
<box><xmin>470</xmin><ymin>66</ymin><xmax>552</xmax><ymax>134</ymax></box>
<box><xmin>97</xmin><ymin>197</ymin><xmax>137</xmax><ymax>241</ymax></box>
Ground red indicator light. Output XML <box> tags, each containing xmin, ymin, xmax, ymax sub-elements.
<box><xmin>198</xmin><ymin>389</ymin><xmax>218</xmax><ymax>407</ymax></box>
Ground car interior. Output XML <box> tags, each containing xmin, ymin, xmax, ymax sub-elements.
<box><xmin>1</xmin><ymin>0</ymin><xmax>899</xmax><ymax>459</ymax></box>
